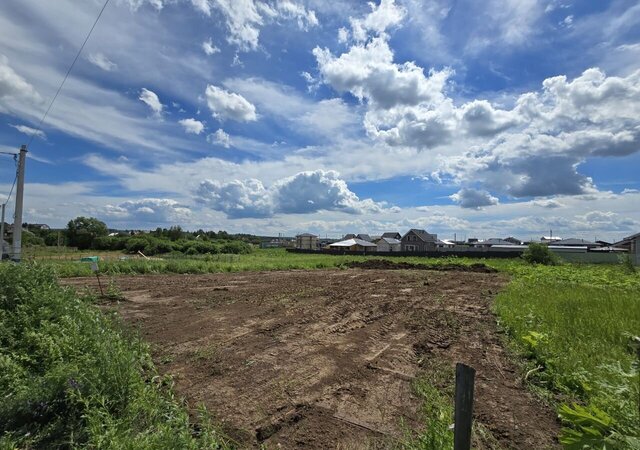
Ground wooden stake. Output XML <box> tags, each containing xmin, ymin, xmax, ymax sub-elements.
<box><xmin>454</xmin><ymin>363</ymin><xmax>475</xmax><ymax>450</ymax></box>
<box><xmin>96</xmin><ymin>272</ymin><xmax>104</xmax><ymax>296</ymax></box>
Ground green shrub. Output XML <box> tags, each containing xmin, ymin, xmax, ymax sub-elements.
<box><xmin>522</xmin><ymin>242</ymin><xmax>561</xmax><ymax>265</ymax></box>
<box><xmin>219</xmin><ymin>240</ymin><xmax>253</xmax><ymax>255</ymax></box>
<box><xmin>0</xmin><ymin>263</ymin><xmax>229</xmax><ymax>449</ymax></box>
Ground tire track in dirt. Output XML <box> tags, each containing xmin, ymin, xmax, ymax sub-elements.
<box><xmin>64</xmin><ymin>269</ymin><xmax>559</xmax><ymax>449</ymax></box>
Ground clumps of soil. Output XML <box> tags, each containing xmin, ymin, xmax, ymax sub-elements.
<box><xmin>346</xmin><ymin>259</ymin><xmax>498</xmax><ymax>273</ymax></box>
<box><xmin>63</xmin><ymin>269</ymin><xmax>558</xmax><ymax>449</ymax></box>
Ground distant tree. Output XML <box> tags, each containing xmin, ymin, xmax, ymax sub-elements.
<box><xmin>168</xmin><ymin>225</ymin><xmax>183</xmax><ymax>241</ymax></box>
<box><xmin>66</xmin><ymin>217</ymin><xmax>108</xmax><ymax>250</ymax></box>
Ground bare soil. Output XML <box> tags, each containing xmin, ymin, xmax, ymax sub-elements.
<box><xmin>64</xmin><ymin>269</ymin><xmax>559</xmax><ymax>449</ymax></box>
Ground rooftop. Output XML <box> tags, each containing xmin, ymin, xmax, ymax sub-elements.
<box><xmin>330</xmin><ymin>238</ymin><xmax>377</xmax><ymax>247</ymax></box>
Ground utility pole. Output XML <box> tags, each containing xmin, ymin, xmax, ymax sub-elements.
<box><xmin>0</xmin><ymin>203</ymin><xmax>5</xmax><ymax>258</ymax></box>
<box><xmin>12</xmin><ymin>145</ymin><xmax>27</xmax><ymax>262</ymax></box>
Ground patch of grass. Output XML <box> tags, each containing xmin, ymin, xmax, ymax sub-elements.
<box><xmin>0</xmin><ymin>263</ymin><xmax>230</xmax><ymax>449</ymax></box>
<box><xmin>37</xmin><ymin>249</ymin><xmax>506</xmax><ymax>278</ymax></box>
<box><xmin>400</xmin><ymin>362</ymin><xmax>502</xmax><ymax>450</ymax></box>
<box><xmin>495</xmin><ymin>279</ymin><xmax>640</xmax><ymax>447</ymax></box>
<box><xmin>403</xmin><ymin>369</ymin><xmax>454</xmax><ymax>450</ymax></box>
<box><xmin>12</xmin><ymin>249</ymin><xmax>640</xmax><ymax>448</ymax></box>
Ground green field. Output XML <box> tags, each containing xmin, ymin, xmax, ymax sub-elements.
<box><xmin>2</xmin><ymin>249</ymin><xmax>639</xmax><ymax>448</ymax></box>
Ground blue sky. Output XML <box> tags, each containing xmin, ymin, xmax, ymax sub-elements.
<box><xmin>1</xmin><ymin>0</ymin><xmax>639</xmax><ymax>241</ymax></box>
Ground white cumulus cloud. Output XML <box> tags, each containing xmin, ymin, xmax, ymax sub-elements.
<box><xmin>205</xmin><ymin>84</ymin><xmax>257</xmax><ymax>122</ymax></box>
<box><xmin>349</xmin><ymin>0</ymin><xmax>406</xmax><ymax>42</ymax></box>
<box><xmin>211</xmin><ymin>0</ymin><xmax>318</xmax><ymax>51</ymax></box>
<box><xmin>207</xmin><ymin>128</ymin><xmax>231</xmax><ymax>147</ymax></box>
<box><xmin>196</xmin><ymin>170</ymin><xmax>383</xmax><ymax>218</ymax></box>
<box><xmin>178</xmin><ymin>118</ymin><xmax>205</xmax><ymax>134</ymax></box>
<box><xmin>138</xmin><ymin>88</ymin><xmax>163</xmax><ymax>117</ymax></box>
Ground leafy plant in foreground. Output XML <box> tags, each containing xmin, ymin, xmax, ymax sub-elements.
<box><xmin>0</xmin><ymin>263</ymin><xmax>229</xmax><ymax>449</ymax></box>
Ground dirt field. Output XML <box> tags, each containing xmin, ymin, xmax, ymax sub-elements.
<box><xmin>65</xmin><ymin>266</ymin><xmax>559</xmax><ymax>449</ymax></box>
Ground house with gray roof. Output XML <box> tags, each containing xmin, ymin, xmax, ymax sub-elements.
<box><xmin>473</xmin><ymin>238</ymin><xmax>519</xmax><ymax>247</ymax></box>
<box><xmin>376</xmin><ymin>237</ymin><xmax>401</xmax><ymax>252</ymax></box>
<box><xmin>401</xmin><ymin>229</ymin><xmax>438</xmax><ymax>252</ymax></box>
<box><xmin>549</xmin><ymin>238</ymin><xmax>599</xmax><ymax>248</ymax></box>
<box><xmin>329</xmin><ymin>238</ymin><xmax>377</xmax><ymax>252</ymax></box>
<box><xmin>612</xmin><ymin>232</ymin><xmax>640</xmax><ymax>265</ymax></box>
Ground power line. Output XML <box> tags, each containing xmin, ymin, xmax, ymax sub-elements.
<box><xmin>26</xmin><ymin>0</ymin><xmax>111</xmax><ymax>149</ymax></box>
<box><xmin>2</xmin><ymin>154</ymin><xmax>18</xmax><ymax>205</ymax></box>
<box><xmin>4</xmin><ymin>175</ymin><xmax>17</xmax><ymax>206</ymax></box>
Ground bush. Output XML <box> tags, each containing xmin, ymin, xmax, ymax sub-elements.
<box><xmin>93</xmin><ymin>236</ymin><xmax>127</xmax><ymax>251</ymax></box>
<box><xmin>0</xmin><ymin>263</ymin><xmax>229</xmax><ymax>449</ymax></box>
<box><xmin>522</xmin><ymin>242</ymin><xmax>561</xmax><ymax>265</ymax></box>
<box><xmin>125</xmin><ymin>237</ymin><xmax>149</xmax><ymax>254</ymax></box>
<box><xmin>21</xmin><ymin>230</ymin><xmax>45</xmax><ymax>247</ymax></box>
<box><xmin>219</xmin><ymin>240</ymin><xmax>253</xmax><ymax>254</ymax></box>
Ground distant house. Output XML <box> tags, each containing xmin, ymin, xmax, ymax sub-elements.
<box><xmin>296</xmin><ymin>233</ymin><xmax>318</xmax><ymax>250</ymax></box>
<box><xmin>381</xmin><ymin>232</ymin><xmax>402</xmax><ymax>240</ymax></box>
<box><xmin>356</xmin><ymin>234</ymin><xmax>373</xmax><ymax>242</ymax></box>
<box><xmin>473</xmin><ymin>238</ymin><xmax>518</xmax><ymax>247</ymax></box>
<box><xmin>436</xmin><ymin>239</ymin><xmax>455</xmax><ymax>249</ymax></box>
<box><xmin>612</xmin><ymin>232</ymin><xmax>640</xmax><ymax>262</ymax></box>
<box><xmin>261</xmin><ymin>238</ymin><xmax>293</xmax><ymax>249</ymax></box>
<box><xmin>343</xmin><ymin>233</ymin><xmax>357</xmax><ymax>240</ymax></box>
<box><xmin>401</xmin><ymin>229</ymin><xmax>438</xmax><ymax>252</ymax></box>
<box><xmin>503</xmin><ymin>237</ymin><xmax>522</xmax><ymax>245</ymax></box>
<box><xmin>540</xmin><ymin>236</ymin><xmax>562</xmax><ymax>243</ymax></box>
<box><xmin>329</xmin><ymin>238</ymin><xmax>377</xmax><ymax>252</ymax></box>
<box><xmin>549</xmin><ymin>238</ymin><xmax>599</xmax><ymax>249</ymax></box>
<box><xmin>29</xmin><ymin>223</ymin><xmax>50</xmax><ymax>230</ymax></box>
<box><xmin>376</xmin><ymin>237</ymin><xmax>401</xmax><ymax>252</ymax></box>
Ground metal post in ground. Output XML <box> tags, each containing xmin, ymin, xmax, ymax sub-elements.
<box><xmin>12</xmin><ymin>145</ymin><xmax>27</xmax><ymax>262</ymax></box>
<box><xmin>454</xmin><ymin>363</ymin><xmax>476</xmax><ymax>450</ymax></box>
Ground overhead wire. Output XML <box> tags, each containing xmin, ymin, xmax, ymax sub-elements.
<box><xmin>25</xmin><ymin>0</ymin><xmax>111</xmax><ymax>149</ymax></box>
<box><xmin>2</xmin><ymin>154</ymin><xmax>18</xmax><ymax>206</ymax></box>
<box><xmin>2</xmin><ymin>0</ymin><xmax>111</xmax><ymax>212</ymax></box>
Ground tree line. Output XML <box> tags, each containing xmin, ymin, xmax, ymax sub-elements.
<box><xmin>20</xmin><ymin>217</ymin><xmax>254</xmax><ymax>255</ymax></box>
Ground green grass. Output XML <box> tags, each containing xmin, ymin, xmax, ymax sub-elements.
<box><xmin>0</xmin><ymin>263</ymin><xmax>230</xmax><ymax>449</ymax></box>
<box><xmin>4</xmin><ymin>249</ymin><xmax>640</xmax><ymax>448</ymax></box>
<box><xmin>34</xmin><ymin>248</ymin><xmax>517</xmax><ymax>278</ymax></box>
<box><xmin>400</xmin><ymin>370</ymin><xmax>454</xmax><ymax>450</ymax></box>
<box><xmin>495</xmin><ymin>272</ymin><xmax>640</xmax><ymax>448</ymax></box>
<box><xmin>400</xmin><ymin>362</ymin><xmax>503</xmax><ymax>450</ymax></box>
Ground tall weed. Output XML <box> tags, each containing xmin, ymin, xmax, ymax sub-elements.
<box><xmin>0</xmin><ymin>263</ymin><xmax>229</xmax><ymax>449</ymax></box>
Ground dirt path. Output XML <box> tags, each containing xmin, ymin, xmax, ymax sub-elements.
<box><xmin>64</xmin><ymin>269</ymin><xmax>559</xmax><ymax>449</ymax></box>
